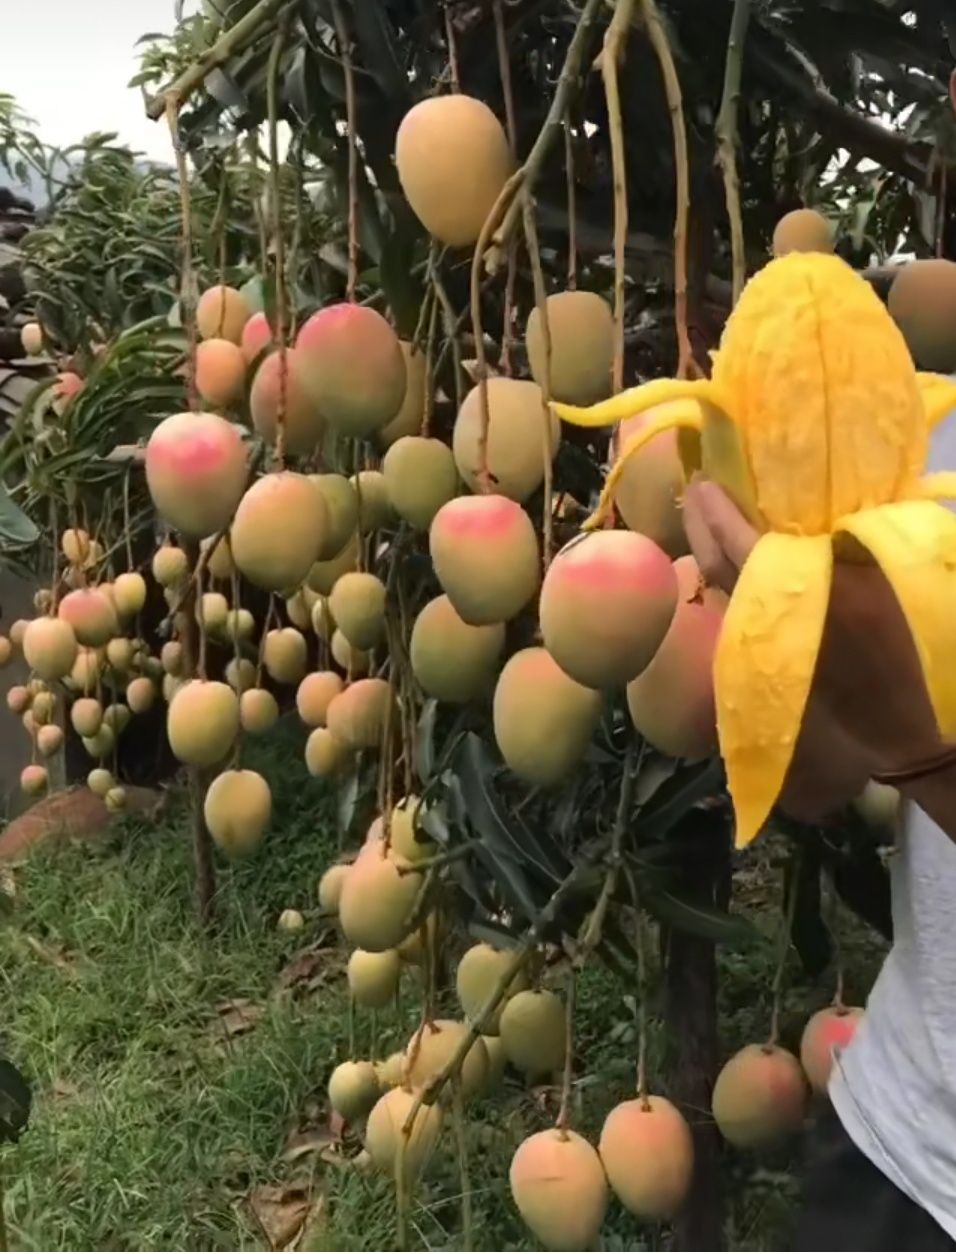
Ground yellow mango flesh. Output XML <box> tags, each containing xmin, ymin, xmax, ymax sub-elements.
<box><xmin>712</xmin><ymin>254</ymin><xmax>925</xmax><ymax>533</ymax></box>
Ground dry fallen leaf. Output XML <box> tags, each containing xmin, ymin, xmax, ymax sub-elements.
<box><xmin>19</xmin><ymin>934</ymin><xmax>79</xmax><ymax>978</ymax></box>
<box><xmin>214</xmin><ymin>997</ymin><xmax>266</xmax><ymax>1039</ymax></box>
<box><xmin>248</xmin><ymin>1177</ymin><xmax>330</xmax><ymax>1252</ymax></box>
<box><xmin>295</xmin><ymin>1189</ymin><xmax>329</xmax><ymax>1252</ymax></box>
<box><xmin>247</xmin><ymin>1183</ymin><xmax>311</xmax><ymax>1251</ymax></box>
<box><xmin>274</xmin><ymin>942</ymin><xmax>340</xmax><ymax>996</ymax></box>
<box><xmin>51</xmin><ymin>1078</ymin><xmax>80</xmax><ymax>1102</ymax></box>
<box><xmin>281</xmin><ymin>1126</ymin><xmax>337</xmax><ymax>1164</ymax></box>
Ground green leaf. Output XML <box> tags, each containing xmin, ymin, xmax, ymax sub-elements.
<box><xmin>347</xmin><ymin>2</ymin><xmax>413</xmax><ymax>108</ymax></box>
<box><xmin>0</xmin><ymin>484</ymin><xmax>39</xmax><ymax>546</ymax></box>
<box><xmin>645</xmin><ymin>890</ymin><xmax>760</xmax><ymax>948</ymax></box>
<box><xmin>638</xmin><ymin>756</ymin><xmax>725</xmax><ymax>841</ymax></box>
<box><xmin>378</xmin><ymin>223</ymin><xmax>424</xmax><ymax>338</ymax></box>
<box><xmin>456</xmin><ymin>735</ymin><xmax>569</xmax><ymax>883</ymax></box>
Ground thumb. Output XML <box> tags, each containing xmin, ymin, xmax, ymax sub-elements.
<box><xmin>691</xmin><ymin>479</ymin><xmax>759</xmax><ymax>573</ymax></box>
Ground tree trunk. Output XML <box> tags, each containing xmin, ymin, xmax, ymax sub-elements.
<box><xmin>665</xmin><ymin>807</ymin><xmax>732</xmax><ymax>1252</ymax></box>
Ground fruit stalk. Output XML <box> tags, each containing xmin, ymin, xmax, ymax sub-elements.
<box><xmin>625</xmin><ymin>866</ymin><xmax>651</xmax><ymax>1107</ymax></box>
<box><xmin>599</xmin><ymin>0</ymin><xmax>635</xmax><ymax>398</ymax></box>
<box><xmin>266</xmin><ymin>12</ymin><xmax>290</xmax><ymax>466</ymax></box>
<box><xmin>429</xmin><ymin>267</ymin><xmax>464</xmax><ymax>412</ymax></box>
<box><xmin>486</xmin><ymin>0</ymin><xmax>605</xmax><ymax>265</ymax></box>
<box><xmin>768</xmin><ymin>850</ymin><xmax>802</xmax><ymax>1045</ymax></box>
<box><xmin>564</xmin><ymin>118</ymin><xmax>577</xmax><ymax>290</ymax></box>
<box><xmin>579</xmin><ymin>743</ymin><xmax>640</xmax><ymax>955</ymax></box>
<box><xmin>164</xmin><ymin>98</ymin><xmax>198</xmax><ymax>412</ymax></box>
<box><xmin>442</xmin><ymin>1</ymin><xmax>461</xmax><ymax>93</ymax></box>
<box><xmin>182</xmin><ymin>538</ymin><xmax>216</xmax><ymax>925</ymax></box>
<box><xmin>492</xmin><ymin>0</ymin><xmax>519</xmax><ymax>376</ymax></box>
<box><xmin>714</xmin><ymin>0</ymin><xmax>751</xmax><ymax>305</ymax></box>
<box><xmin>330</xmin><ymin>0</ymin><xmax>359</xmax><ymax>307</ymax></box>
<box><xmin>555</xmin><ymin>968</ymin><xmax>577</xmax><ymax>1135</ymax></box>
<box><xmin>451</xmin><ymin>1081</ymin><xmax>474</xmax><ymax>1250</ymax></box>
<box><xmin>637</xmin><ymin>0</ymin><xmax>696</xmax><ymax>378</ymax></box>
<box><xmin>521</xmin><ymin>199</ymin><xmax>554</xmax><ymax>569</ymax></box>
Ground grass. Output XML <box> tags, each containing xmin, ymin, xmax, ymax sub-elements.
<box><xmin>0</xmin><ymin>719</ymin><xmax>886</xmax><ymax>1251</ymax></box>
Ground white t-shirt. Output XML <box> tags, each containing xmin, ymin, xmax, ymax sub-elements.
<box><xmin>829</xmin><ymin>406</ymin><xmax>956</xmax><ymax>1239</ymax></box>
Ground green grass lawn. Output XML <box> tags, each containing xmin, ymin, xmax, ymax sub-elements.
<box><xmin>0</xmin><ymin>721</ymin><xmax>885</xmax><ymax>1251</ymax></box>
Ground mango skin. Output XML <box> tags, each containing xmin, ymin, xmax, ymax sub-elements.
<box><xmin>526</xmin><ymin>290</ymin><xmax>614</xmax><ymax>406</ymax></box>
<box><xmin>410</xmin><ymin>595</ymin><xmax>504</xmax><ymax>703</ymax></box>
<box><xmin>296</xmin><ymin>304</ymin><xmax>406</xmax><ymax>437</ymax></box>
<box><xmin>509</xmin><ymin>1129</ymin><xmax>609</xmax><ymax>1251</ymax></box>
<box><xmin>452</xmin><ymin>378</ymin><xmax>559</xmax><ymax>503</ymax></box>
<box><xmin>395</xmin><ymin>95</ymin><xmax>512</xmax><ymax>247</ymax></box>
<box><xmin>539</xmin><ymin>530</ymin><xmax>677</xmax><ymax>689</ymax></box>
<box><xmin>429</xmin><ymin>495</ymin><xmax>539</xmax><ymax>626</ymax></box>
<box><xmin>493</xmin><ymin>649</ymin><xmax>601</xmax><ymax>787</ymax></box>
<box><xmin>626</xmin><ymin>555</ymin><xmax>726</xmax><ymax>761</ymax></box>
<box><xmin>711</xmin><ymin>1043</ymin><xmax>807</xmax><ymax>1149</ymax></box>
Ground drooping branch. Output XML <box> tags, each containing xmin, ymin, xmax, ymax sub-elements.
<box><xmin>638</xmin><ymin>0</ymin><xmax>698</xmax><ymax>379</ymax></box>
<box><xmin>145</xmin><ymin>0</ymin><xmax>292</xmax><ymax>118</ymax></box>
<box><xmin>165</xmin><ymin>99</ymin><xmax>198</xmax><ymax>412</ymax></box>
<box><xmin>522</xmin><ymin>199</ymin><xmax>554</xmax><ymax>568</ymax></box>
<box><xmin>266</xmin><ymin>14</ymin><xmax>289</xmax><ymax>466</ymax></box>
<box><xmin>714</xmin><ymin>0</ymin><xmax>751</xmax><ymax>306</ymax></box>
<box><xmin>398</xmin><ymin>841</ymin><xmax>613</xmax><ymax>1132</ymax></box>
<box><xmin>330</xmin><ymin>0</ymin><xmax>359</xmax><ymax>304</ymax></box>
<box><xmin>468</xmin><ymin>0</ymin><xmax>604</xmax><ymax>488</ymax></box>
<box><xmin>481</xmin><ymin>0</ymin><xmax>605</xmax><ymax>273</ymax></box>
<box><xmin>599</xmin><ymin>0</ymin><xmax>636</xmax><ymax>397</ymax></box>
<box><xmin>493</xmin><ymin>0</ymin><xmax>519</xmax><ymax>375</ymax></box>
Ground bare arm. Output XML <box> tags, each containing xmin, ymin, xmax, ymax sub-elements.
<box><xmin>898</xmin><ymin>762</ymin><xmax>956</xmax><ymax>840</ymax></box>
<box><xmin>778</xmin><ymin>692</ymin><xmax>877</xmax><ymax>823</ymax></box>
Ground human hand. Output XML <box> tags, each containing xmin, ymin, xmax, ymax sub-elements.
<box><xmin>682</xmin><ymin>478</ymin><xmax>943</xmax><ymax>772</ymax></box>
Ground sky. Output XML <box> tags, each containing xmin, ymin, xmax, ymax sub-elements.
<box><xmin>5</xmin><ymin>1</ymin><xmax>189</xmax><ymax>164</ymax></box>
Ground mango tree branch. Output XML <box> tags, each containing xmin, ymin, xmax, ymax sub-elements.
<box><xmin>399</xmin><ymin>841</ymin><xmax>611</xmax><ymax>1140</ymax></box>
<box><xmin>145</xmin><ymin>0</ymin><xmax>292</xmax><ymax>119</ymax></box>
<box><xmin>599</xmin><ymin>0</ymin><xmax>636</xmax><ymax>398</ymax></box>
<box><xmin>482</xmin><ymin>0</ymin><xmax>605</xmax><ymax>273</ymax></box>
<box><xmin>714</xmin><ymin>0</ymin><xmax>751</xmax><ymax>306</ymax></box>
<box><xmin>637</xmin><ymin>0</ymin><xmax>699</xmax><ymax>379</ymax></box>
<box><xmin>266</xmin><ymin>14</ymin><xmax>290</xmax><ymax>467</ymax></box>
<box><xmin>330</xmin><ymin>0</ymin><xmax>359</xmax><ymax>304</ymax></box>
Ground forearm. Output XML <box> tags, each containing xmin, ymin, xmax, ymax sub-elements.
<box><xmin>778</xmin><ymin>694</ymin><xmax>877</xmax><ymax>822</ymax></box>
<box><xmin>900</xmin><ymin>760</ymin><xmax>956</xmax><ymax>841</ymax></box>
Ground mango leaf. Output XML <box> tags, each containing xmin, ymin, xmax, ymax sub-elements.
<box><xmin>0</xmin><ymin>484</ymin><xmax>39</xmax><ymax>546</ymax></box>
<box><xmin>444</xmin><ymin>765</ymin><xmax>539</xmax><ymax>920</ymax></box>
<box><xmin>455</xmin><ymin>734</ymin><xmax>570</xmax><ymax>884</ymax></box>
<box><xmin>637</xmin><ymin>756</ymin><xmax>725</xmax><ymax>842</ymax></box>
<box><xmin>644</xmin><ymin>889</ymin><xmax>761</xmax><ymax>948</ymax></box>
<box><xmin>347</xmin><ymin>1</ymin><xmax>413</xmax><ymax>108</ymax></box>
